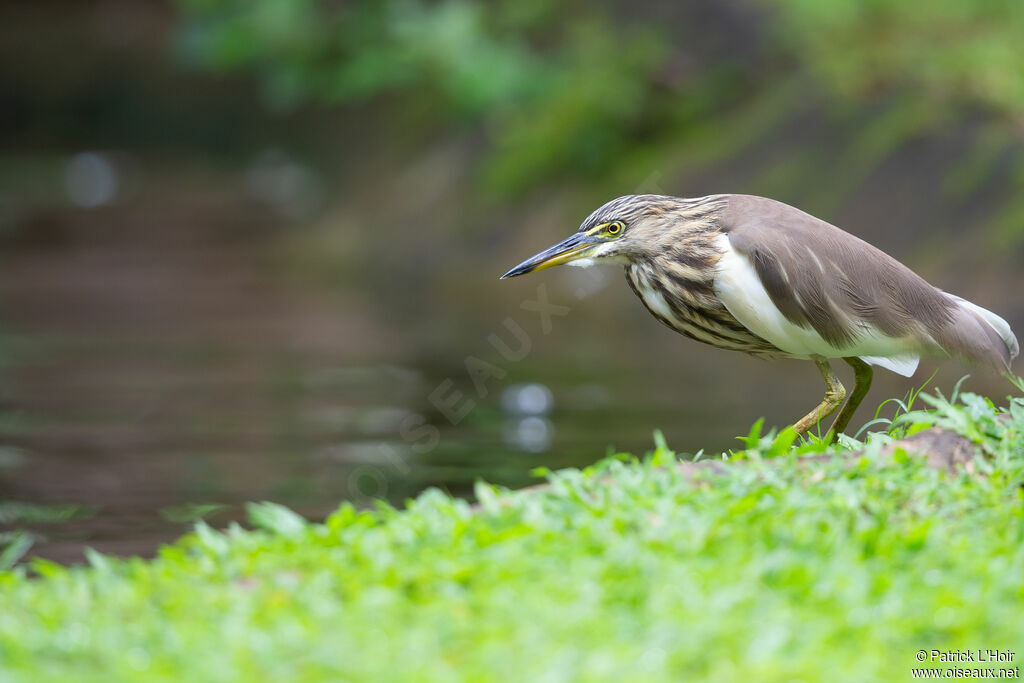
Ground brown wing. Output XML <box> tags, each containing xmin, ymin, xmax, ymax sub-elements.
<box><xmin>719</xmin><ymin>194</ymin><xmax>1013</xmax><ymax>371</ymax></box>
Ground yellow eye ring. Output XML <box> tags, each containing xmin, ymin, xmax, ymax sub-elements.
<box><xmin>607</xmin><ymin>221</ymin><xmax>623</xmax><ymax>235</ymax></box>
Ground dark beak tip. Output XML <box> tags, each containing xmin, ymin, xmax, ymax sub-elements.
<box><xmin>500</xmin><ymin>231</ymin><xmax>588</xmax><ymax>281</ymax></box>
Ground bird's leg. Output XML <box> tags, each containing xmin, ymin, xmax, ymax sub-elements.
<box><xmin>792</xmin><ymin>359</ymin><xmax>846</xmax><ymax>437</ymax></box>
<box><xmin>827</xmin><ymin>357</ymin><xmax>873</xmax><ymax>439</ymax></box>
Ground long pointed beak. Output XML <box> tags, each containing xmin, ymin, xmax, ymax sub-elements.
<box><xmin>500</xmin><ymin>232</ymin><xmax>598</xmax><ymax>279</ymax></box>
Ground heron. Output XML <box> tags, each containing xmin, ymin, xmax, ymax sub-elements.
<box><xmin>501</xmin><ymin>194</ymin><xmax>1018</xmax><ymax>440</ymax></box>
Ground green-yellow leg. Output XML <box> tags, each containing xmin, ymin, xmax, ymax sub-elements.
<box><xmin>793</xmin><ymin>359</ymin><xmax>846</xmax><ymax>437</ymax></box>
<box><xmin>827</xmin><ymin>357</ymin><xmax>873</xmax><ymax>439</ymax></box>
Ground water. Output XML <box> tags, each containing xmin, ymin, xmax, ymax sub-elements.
<box><xmin>1</xmin><ymin>163</ymin><xmax>1017</xmax><ymax>565</ymax></box>
<box><xmin>0</xmin><ymin>189</ymin><xmax>733</xmax><ymax>563</ymax></box>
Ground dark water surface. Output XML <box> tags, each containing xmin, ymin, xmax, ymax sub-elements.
<box><xmin>0</xmin><ymin>190</ymin><xmax>726</xmax><ymax>563</ymax></box>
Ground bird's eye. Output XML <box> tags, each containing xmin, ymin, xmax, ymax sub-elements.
<box><xmin>607</xmin><ymin>221</ymin><xmax>623</xmax><ymax>235</ymax></box>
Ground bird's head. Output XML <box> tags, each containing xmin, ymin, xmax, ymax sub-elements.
<box><xmin>500</xmin><ymin>194</ymin><xmax>702</xmax><ymax>278</ymax></box>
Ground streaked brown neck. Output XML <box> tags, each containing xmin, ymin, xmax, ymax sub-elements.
<box><xmin>628</xmin><ymin>194</ymin><xmax>729</xmax><ymax>270</ymax></box>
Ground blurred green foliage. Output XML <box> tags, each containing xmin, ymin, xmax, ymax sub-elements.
<box><xmin>176</xmin><ymin>0</ymin><xmax>705</xmax><ymax>196</ymax></box>
<box><xmin>766</xmin><ymin>0</ymin><xmax>1024</xmax><ymax>242</ymax></box>
<box><xmin>178</xmin><ymin>0</ymin><xmax>550</xmax><ymax>112</ymax></box>
<box><xmin>770</xmin><ymin>0</ymin><xmax>1024</xmax><ymax>119</ymax></box>
<box><xmin>175</xmin><ymin>0</ymin><xmax>1024</xmax><ymax>237</ymax></box>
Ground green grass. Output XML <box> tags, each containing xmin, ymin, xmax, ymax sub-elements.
<box><xmin>1</xmin><ymin>386</ymin><xmax>1023</xmax><ymax>682</ymax></box>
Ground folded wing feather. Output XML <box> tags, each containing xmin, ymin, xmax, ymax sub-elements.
<box><xmin>713</xmin><ymin>195</ymin><xmax>1018</xmax><ymax>375</ymax></box>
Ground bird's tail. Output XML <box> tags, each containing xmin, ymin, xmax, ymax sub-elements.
<box><xmin>938</xmin><ymin>294</ymin><xmax>1019</xmax><ymax>372</ymax></box>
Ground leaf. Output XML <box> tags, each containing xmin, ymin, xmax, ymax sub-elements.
<box><xmin>768</xmin><ymin>426</ymin><xmax>799</xmax><ymax>457</ymax></box>
<box><xmin>650</xmin><ymin>429</ymin><xmax>675</xmax><ymax>466</ymax></box>
<box><xmin>473</xmin><ymin>481</ymin><xmax>502</xmax><ymax>514</ymax></box>
<box><xmin>84</xmin><ymin>547</ymin><xmax>112</xmax><ymax>573</ymax></box>
<box><xmin>0</xmin><ymin>530</ymin><xmax>34</xmax><ymax>571</ymax></box>
<box><xmin>737</xmin><ymin>418</ymin><xmax>765</xmax><ymax>450</ymax></box>
<box><xmin>160</xmin><ymin>503</ymin><xmax>230</xmax><ymax>524</ymax></box>
<box><xmin>193</xmin><ymin>521</ymin><xmax>229</xmax><ymax>555</ymax></box>
<box><xmin>246</xmin><ymin>502</ymin><xmax>308</xmax><ymax>537</ymax></box>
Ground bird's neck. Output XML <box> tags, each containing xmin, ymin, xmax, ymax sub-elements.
<box><xmin>632</xmin><ymin>195</ymin><xmax>729</xmax><ymax>271</ymax></box>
